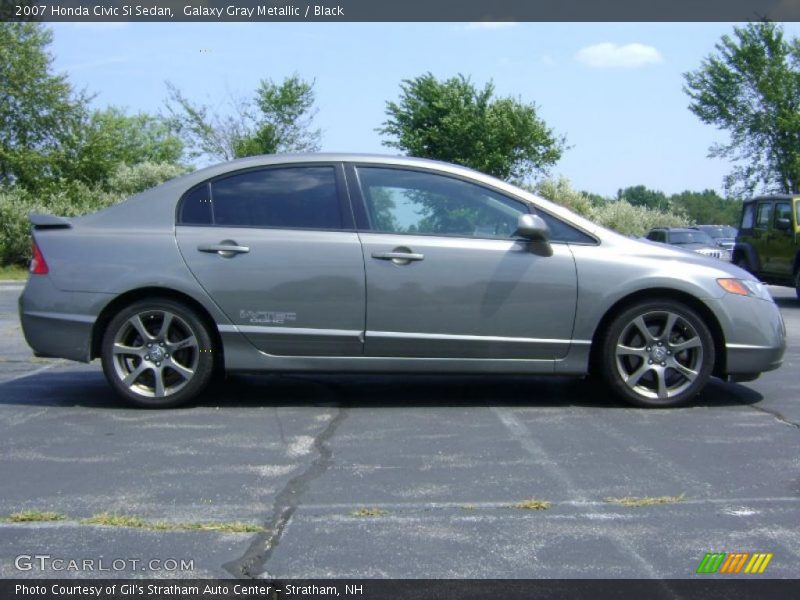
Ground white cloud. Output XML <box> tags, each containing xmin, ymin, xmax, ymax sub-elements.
<box><xmin>575</xmin><ymin>42</ymin><xmax>663</xmax><ymax>69</ymax></box>
<box><xmin>465</xmin><ymin>22</ymin><xmax>517</xmax><ymax>30</ymax></box>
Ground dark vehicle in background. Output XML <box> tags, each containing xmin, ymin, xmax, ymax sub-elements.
<box><xmin>645</xmin><ymin>227</ymin><xmax>731</xmax><ymax>261</ymax></box>
<box><xmin>733</xmin><ymin>195</ymin><xmax>800</xmax><ymax>298</ymax></box>
<box><xmin>692</xmin><ymin>225</ymin><xmax>737</xmax><ymax>251</ymax></box>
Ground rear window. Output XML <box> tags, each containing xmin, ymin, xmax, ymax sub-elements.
<box><xmin>178</xmin><ymin>166</ymin><xmax>342</xmax><ymax>230</ymax></box>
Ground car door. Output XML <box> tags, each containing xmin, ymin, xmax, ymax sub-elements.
<box><xmin>768</xmin><ymin>200</ymin><xmax>795</xmax><ymax>277</ymax></box>
<box><xmin>348</xmin><ymin>165</ymin><xmax>580</xmax><ymax>360</ymax></box>
<box><xmin>175</xmin><ymin>164</ymin><xmax>365</xmax><ymax>356</ymax></box>
<box><xmin>754</xmin><ymin>200</ymin><xmax>774</xmax><ymax>273</ymax></box>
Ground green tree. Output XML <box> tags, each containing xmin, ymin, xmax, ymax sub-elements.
<box><xmin>67</xmin><ymin>108</ymin><xmax>183</xmax><ymax>188</ymax></box>
<box><xmin>684</xmin><ymin>21</ymin><xmax>800</xmax><ymax>196</ymax></box>
<box><xmin>166</xmin><ymin>75</ymin><xmax>321</xmax><ymax>162</ymax></box>
<box><xmin>617</xmin><ymin>185</ymin><xmax>671</xmax><ymax>211</ymax></box>
<box><xmin>0</xmin><ymin>23</ymin><xmax>87</xmax><ymax>190</ymax></box>
<box><xmin>669</xmin><ymin>189</ymin><xmax>742</xmax><ymax>225</ymax></box>
<box><xmin>379</xmin><ymin>73</ymin><xmax>566</xmax><ymax>181</ymax></box>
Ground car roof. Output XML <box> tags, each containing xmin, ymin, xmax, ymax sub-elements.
<box><xmin>744</xmin><ymin>194</ymin><xmax>798</xmax><ymax>203</ymax></box>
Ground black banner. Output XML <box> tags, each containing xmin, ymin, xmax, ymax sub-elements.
<box><xmin>2</xmin><ymin>0</ymin><xmax>800</xmax><ymax>23</ymax></box>
<box><xmin>2</xmin><ymin>579</ymin><xmax>800</xmax><ymax>600</ymax></box>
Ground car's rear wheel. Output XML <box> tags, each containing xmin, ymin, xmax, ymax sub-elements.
<box><xmin>101</xmin><ymin>298</ymin><xmax>214</xmax><ymax>408</ymax></box>
<box><xmin>601</xmin><ymin>300</ymin><xmax>715</xmax><ymax>408</ymax></box>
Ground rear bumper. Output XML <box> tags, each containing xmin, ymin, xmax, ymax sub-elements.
<box><xmin>18</xmin><ymin>276</ymin><xmax>110</xmax><ymax>363</ymax></box>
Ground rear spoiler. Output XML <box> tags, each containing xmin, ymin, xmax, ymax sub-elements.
<box><xmin>28</xmin><ymin>213</ymin><xmax>72</xmax><ymax>229</ymax></box>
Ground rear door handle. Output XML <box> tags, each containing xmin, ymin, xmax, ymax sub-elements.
<box><xmin>371</xmin><ymin>251</ymin><xmax>425</xmax><ymax>264</ymax></box>
<box><xmin>197</xmin><ymin>241</ymin><xmax>250</xmax><ymax>258</ymax></box>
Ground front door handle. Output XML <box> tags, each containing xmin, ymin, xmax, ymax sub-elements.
<box><xmin>371</xmin><ymin>249</ymin><xmax>425</xmax><ymax>265</ymax></box>
<box><xmin>197</xmin><ymin>241</ymin><xmax>250</xmax><ymax>258</ymax></box>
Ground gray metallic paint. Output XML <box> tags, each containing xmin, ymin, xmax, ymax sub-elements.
<box><xmin>19</xmin><ymin>153</ymin><xmax>786</xmax><ymax>380</ymax></box>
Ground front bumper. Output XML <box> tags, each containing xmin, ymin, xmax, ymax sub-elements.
<box><xmin>710</xmin><ymin>293</ymin><xmax>786</xmax><ymax>376</ymax></box>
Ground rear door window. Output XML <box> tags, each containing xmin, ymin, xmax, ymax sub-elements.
<box><xmin>179</xmin><ymin>166</ymin><xmax>343</xmax><ymax>230</ymax></box>
<box><xmin>211</xmin><ymin>167</ymin><xmax>342</xmax><ymax>229</ymax></box>
<box><xmin>740</xmin><ymin>203</ymin><xmax>755</xmax><ymax>229</ymax></box>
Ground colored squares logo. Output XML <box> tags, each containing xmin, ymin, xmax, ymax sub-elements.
<box><xmin>697</xmin><ymin>552</ymin><xmax>773</xmax><ymax>574</ymax></box>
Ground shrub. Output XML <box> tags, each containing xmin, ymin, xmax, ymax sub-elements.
<box><xmin>531</xmin><ymin>177</ymin><xmax>593</xmax><ymax>217</ymax></box>
<box><xmin>0</xmin><ymin>162</ymin><xmax>186</xmax><ymax>266</ymax></box>
<box><xmin>590</xmin><ymin>201</ymin><xmax>693</xmax><ymax>237</ymax></box>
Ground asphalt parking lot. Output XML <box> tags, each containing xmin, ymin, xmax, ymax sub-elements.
<box><xmin>0</xmin><ymin>280</ymin><xmax>798</xmax><ymax>579</ymax></box>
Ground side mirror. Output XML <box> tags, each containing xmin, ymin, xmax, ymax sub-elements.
<box><xmin>515</xmin><ymin>214</ymin><xmax>550</xmax><ymax>242</ymax></box>
<box><xmin>775</xmin><ymin>217</ymin><xmax>792</xmax><ymax>231</ymax></box>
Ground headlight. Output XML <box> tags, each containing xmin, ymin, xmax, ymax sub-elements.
<box><xmin>717</xmin><ymin>278</ymin><xmax>773</xmax><ymax>300</ymax></box>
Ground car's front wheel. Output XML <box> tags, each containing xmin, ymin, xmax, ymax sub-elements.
<box><xmin>601</xmin><ymin>300</ymin><xmax>715</xmax><ymax>408</ymax></box>
<box><xmin>101</xmin><ymin>298</ymin><xmax>214</xmax><ymax>408</ymax></box>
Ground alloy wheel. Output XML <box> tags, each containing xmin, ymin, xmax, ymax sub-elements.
<box><xmin>614</xmin><ymin>310</ymin><xmax>704</xmax><ymax>402</ymax></box>
<box><xmin>111</xmin><ymin>309</ymin><xmax>200</xmax><ymax>399</ymax></box>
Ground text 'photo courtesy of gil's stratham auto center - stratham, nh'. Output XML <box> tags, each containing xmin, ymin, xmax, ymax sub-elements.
<box><xmin>0</xmin><ymin>1</ymin><xmax>799</xmax><ymax>600</ymax></box>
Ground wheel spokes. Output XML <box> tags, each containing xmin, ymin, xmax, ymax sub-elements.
<box><xmin>122</xmin><ymin>362</ymin><xmax>149</xmax><ymax>387</ymax></box>
<box><xmin>661</xmin><ymin>313</ymin><xmax>678</xmax><ymax>340</ymax></box>
<box><xmin>670</xmin><ymin>360</ymin><xmax>699</xmax><ymax>382</ymax></box>
<box><xmin>617</xmin><ymin>309</ymin><xmax>704</xmax><ymax>401</ymax></box>
<box><xmin>166</xmin><ymin>358</ymin><xmax>194</xmax><ymax>381</ymax></box>
<box><xmin>129</xmin><ymin>315</ymin><xmax>155</xmax><ymax>342</ymax></box>
<box><xmin>168</xmin><ymin>335</ymin><xmax>197</xmax><ymax>352</ymax></box>
<box><xmin>631</xmin><ymin>316</ymin><xmax>653</xmax><ymax>343</ymax></box>
<box><xmin>113</xmin><ymin>308</ymin><xmax>201</xmax><ymax>399</ymax></box>
<box><xmin>616</xmin><ymin>344</ymin><xmax>648</xmax><ymax>359</ymax></box>
<box><xmin>670</xmin><ymin>337</ymin><xmax>701</xmax><ymax>353</ymax></box>
<box><xmin>113</xmin><ymin>342</ymin><xmax>145</xmax><ymax>357</ymax></box>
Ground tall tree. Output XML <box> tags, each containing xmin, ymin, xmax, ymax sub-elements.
<box><xmin>68</xmin><ymin>108</ymin><xmax>183</xmax><ymax>188</ymax></box>
<box><xmin>379</xmin><ymin>73</ymin><xmax>566</xmax><ymax>181</ymax></box>
<box><xmin>669</xmin><ymin>189</ymin><xmax>742</xmax><ymax>225</ymax></box>
<box><xmin>166</xmin><ymin>75</ymin><xmax>321</xmax><ymax>162</ymax></box>
<box><xmin>0</xmin><ymin>23</ymin><xmax>87</xmax><ymax>190</ymax></box>
<box><xmin>684</xmin><ymin>21</ymin><xmax>800</xmax><ymax>196</ymax></box>
<box><xmin>616</xmin><ymin>185</ymin><xmax>671</xmax><ymax>211</ymax></box>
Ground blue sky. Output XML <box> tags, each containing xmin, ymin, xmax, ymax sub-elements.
<box><xmin>48</xmin><ymin>21</ymin><xmax>800</xmax><ymax>196</ymax></box>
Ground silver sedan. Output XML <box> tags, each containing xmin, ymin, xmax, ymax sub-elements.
<box><xmin>19</xmin><ymin>154</ymin><xmax>786</xmax><ymax>408</ymax></box>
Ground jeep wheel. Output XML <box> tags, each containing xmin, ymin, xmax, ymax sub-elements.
<box><xmin>795</xmin><ymin>270</ymin><xmax>800</xmax><ymax>300</ymax></box>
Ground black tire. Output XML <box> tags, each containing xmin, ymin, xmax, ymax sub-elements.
<box><xmin>795</xmin><ymin>270</ymin><xmax>800</xmax><ymax>300</ymax></box>
<box><xmin>101</xmin><ymin>298</ymin><xmax>215</xmax><ymax>408</ymax></box>
<box><xmin>736</xmin><ymin>257</ymin><xmax>750</xmax><ymax>273</ymax></box>
<box><xmin>600</xmin><ymin>300</ymin><xmax>715</xmax><ymax>408</ymax></box>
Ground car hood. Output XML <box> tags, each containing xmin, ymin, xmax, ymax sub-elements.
<box><xmin>675</xmin><ymin>242</ymin><xmax>720</xmax><ymax>252</ymax></box>
<box><xmin>605</xmin><ymin>234</ymin><xmax>751</xmax><ymax>278</ymax></box>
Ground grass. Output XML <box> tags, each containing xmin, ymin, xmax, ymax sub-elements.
<box><xmin>6</xmin><ymin>510</ymin><xmax>65</xmax><ymax>523</ymax></box>
<box><xmin>0</xmin><ymin>265</ymin><xmax>28</xmax><ymax>280</ymax></box>
<box><xmin>605</xmin><ymin>493</ymin><xmax>686</xmax><ymax>507</ymax></box>
<box><xmin>350</xmin><ymin>507</ymin><xmax>388</xmax><ymax>518</ymax></box>
<box><xmin>512</xmin><ymin>499</ymin><xmax>551</xmax><ymax>510</ymax></box>
<box><xmin>81</xmin><ymin>513</ymin><xmax>266</xmax><ymax>533</ymax></box>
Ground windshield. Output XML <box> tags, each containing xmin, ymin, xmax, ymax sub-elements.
<box><xmin>698</xmin><ymin>226</ymin><xmax>736</xmax><ymax>239</ymax></box>
<box><xmin>670</xmin><ymin>231</ymin><xmax>715</xmax><ymax>245</ymax></box>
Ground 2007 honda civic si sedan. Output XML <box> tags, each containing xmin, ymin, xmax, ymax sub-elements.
<box><xmin>19</xmin><ymin>154</ymin><xmax>786</xmax><ymax>408</ymax></box>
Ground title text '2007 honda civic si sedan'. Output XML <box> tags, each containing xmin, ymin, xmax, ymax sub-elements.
<box><xmin>19</xmin><ymin>154</ymin><xmax>786</xmax><ymax>408</ymax></box>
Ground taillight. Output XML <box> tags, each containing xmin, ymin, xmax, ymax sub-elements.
<box><xmin>30</xmin><ymin>240</ymin><xmax>49</xmax><ymax>275</ymax></box>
